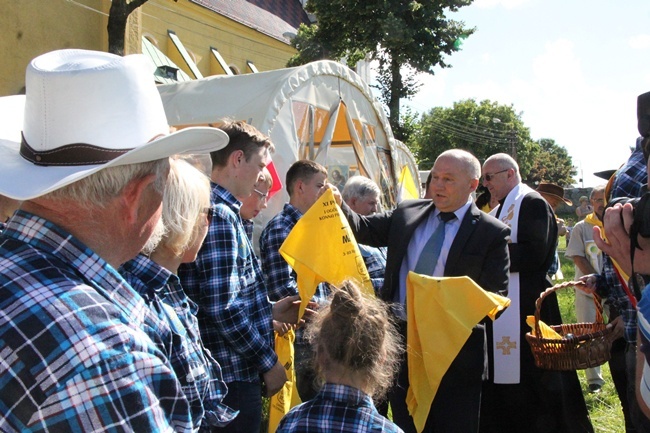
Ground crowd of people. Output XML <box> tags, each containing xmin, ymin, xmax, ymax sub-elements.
<box><xmin>2</xmin><ymin>48</ymin><xmax>650</xmax><ymax>433</ymax></box>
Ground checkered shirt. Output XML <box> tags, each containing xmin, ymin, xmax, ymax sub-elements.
<box><xmin>259</xmin><ymin>203</ymin><xmax>329</xmax><ymax>303</ymax></box>
<box><xmin>359</xmin><ymin>244</ymin><xmax>387</xmax><ymax>294</ymax></box>
<box><xmin>276</xmin><ymin>383</ymin><xmax>404</xmax><ymax>433</ymax></box>
<box><xmin>243</xmin><ymin>218</ymin><xmax>254</xmax><ymax>242</ymax></box>
<box><xmin>596</xmin><ymin>139</ymin><xmax>648</xmax><ymax>344</ymax></box>
<box><xmin>0</xmin><ymin>211</ymin><xmax>191</xmax><ymax>432</ymax></box>
<box><xmin>120</xmin><ymin>255</ymin><xmax>238</xmax><ymax>429</ymax></box>
<box><xmin>178</xmin><ymin>183</ymin><xmax>277</xmax><ymax>384</ymax></box>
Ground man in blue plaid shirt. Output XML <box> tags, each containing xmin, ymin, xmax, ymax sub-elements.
<box><xmin>178</xmin><ymin>121</ymin><xmax>288</xmax><ymax>432</ymax></box>
<box><xmin>260</xmin><ymin>160</ymin><xmax>330</xmax><ymax>401</ymax></box>
<box><xmin>0</xmin><ymin>49</ymin><xmax>228</xmax><ymax>431</ymax></box>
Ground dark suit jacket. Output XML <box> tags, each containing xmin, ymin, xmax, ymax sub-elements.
<box><xmin>342</xmin><ymin>199</ymin><xmax>511</xmax><ymax>432</ymax></box>
<box><xmin>342</xmin><ymin>199</ymin><xmax>511</xmax><ymax>299</ymax></box>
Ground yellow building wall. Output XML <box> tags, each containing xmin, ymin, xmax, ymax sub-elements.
<box><xmin>137</xmin><ymin>0</ymin><xmax>296</xmax><ymax>77</ymax></box>
<box><xmin>0</xmin><ymin>0</ymin><xmax>296</xmax><ymax>96</ymax></box>
<box><xmin>0</xmin><ymin>0</ymin><xmax>108</xmax><ymax>96</ymax></box>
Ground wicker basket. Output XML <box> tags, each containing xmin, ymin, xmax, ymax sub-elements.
<box><xmin>525</xmin><ymin>281</ymin><xmax>614</xmax><ymax>371</ymax></box>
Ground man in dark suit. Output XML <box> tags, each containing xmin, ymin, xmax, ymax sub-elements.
<box><xmin>479</xmin><ymin>153</ymin><xmax>593</xmax><ymax>433</ymax></box>
<box><xmin>336</xmin><ymin>149</ymin><xmax>510</xmax><ymax>433</ymax></box>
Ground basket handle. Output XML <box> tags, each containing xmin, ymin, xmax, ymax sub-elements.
<box><xmin>533</xmin><ymin>280</ymin><xmax>604</xmax><ymax>341</ymax></box>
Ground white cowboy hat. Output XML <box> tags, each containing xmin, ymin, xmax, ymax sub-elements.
<box><xmin>0</xmin><ymin>49</ymin><xmax>228</xmax><ymax>200</ymax></box>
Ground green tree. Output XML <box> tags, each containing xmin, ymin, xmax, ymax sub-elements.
<box><xmin>288</xmin><ymin>0</ymin><xmax>475</xmax><ymax>140</ymax></box>
<box><xmin>411</xmin><ymin>99</ymin><xmax>536</xmax><ymax>174</ymax></box>
<box><xmin>524</xmin><ymin>138</ymin><xmax>576</xmax><ymax>187</ymax></box>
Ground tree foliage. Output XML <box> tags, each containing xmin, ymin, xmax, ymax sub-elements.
<box><xmin>525</xmin><ymin>138</ymin><xmax>577</xmax><ymax>187</ymax></box>
<box><xmin>288</xmin><ymin>0</ymin><xmax>475</xmax><ymax>140</ymax></box>
<box><xmin>410</xmin><ymin>99</ymin><xmax>575</xmax><ymax>185</ymax></box>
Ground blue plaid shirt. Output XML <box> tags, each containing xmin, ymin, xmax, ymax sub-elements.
<box><xmin>243</xmin><ymin>218</ymin><xmax>254</xmax><ymax>242</ymax></box>
<box><xmin>178</xmin><ymin>183</ymin><xmax>277</xmax><ymax>383</ymax></box>
<box><xmin>120</xmin><ymin>255</ymin><xmax>238</xmax><ymax>430</ymax></box>
<box><xmin>0</xmin><ymin>211</ymin><xmax>191</xmax><ymax>432</ymax></box>
<box><xmin>259</xmin><ymin>203</ymin><xmax>329</xmax><ymax>303</ymax></box>
<box><xmin>359</xmin><ymin>244</ymin><xmax>387</xmax><ymax>295</ymax></box>
<box><xmin>596</xmin><ymin>138</ymin><xmax>648</xmax><ymax>343</ymax></box>
<box><xmin>276</xmin><ymin>383</ymin><xmax>403</xmax><ymax>433</ymax></box>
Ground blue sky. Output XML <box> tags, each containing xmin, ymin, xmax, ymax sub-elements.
<box><xmin>402</xmin><ymin>0</ymin><xmax>650</xmax><ymax>187</ymax></box>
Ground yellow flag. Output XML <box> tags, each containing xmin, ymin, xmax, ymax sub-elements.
<box><xmin>526</xmin><ymin>315</ymin><xmax>562</xmax><ymax>339</ymax></box>
<box><xmin>406</xmin><ymin>272</ymin><xmax>510</xmax><ymax>433</ymax></box>
<box><xmin>268</xmin><ymin>329</ymin><xmax>301</xmax><ymax>433</ymax></box>
<box><xmin>397</xmin><ymin>165</ymin><xmax>419</xmax><ymax>201</ymax></box>
<box><xmin>280</xmin><ymin>189</ymin><xmax>373</xmax><ymax>318</ymax></box>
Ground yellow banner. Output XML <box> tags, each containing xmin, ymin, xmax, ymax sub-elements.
<box><xmin>268</xmin><ymin>329</ymin><xmax>301</xmax><ymax>433</ymax></box>
<box><xmin>406</xmin><ymin>273</ymin><xmax>510</xmax><ymax>432</ymax></box>
<box><xmin>280</xmin><ymin>188</ymin><xmax>373</xmax><ymax>319</ymax></box>
<box><xmin>397</xmin><ymin>165</ymin><xmax>419</xmax><ymax>201</ymax></box>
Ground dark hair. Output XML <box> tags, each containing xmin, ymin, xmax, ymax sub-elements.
<box><xmin>286</xmin><ymin>160</ymin><xmax>327</xmax><ymax>197</ymax></box>
<box><xmin>210</xmin><ymin>120</ymin><xmax>274</xmax><ymax>168</ymax></box>
<box><xmin>474</xmin><ymin>186</ymin><xmax>491</xmax><ymax>209</ymax></box>
<box><xmin>306</xmin><ymin>280</ymin><xmax>402</xmax><ymax>399</ymax></box>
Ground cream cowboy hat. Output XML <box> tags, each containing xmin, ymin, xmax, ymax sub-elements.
<box><xmin>0</xmin><ymin>49</ymin><xmax>228</xmax><ymax>201</ymax></box>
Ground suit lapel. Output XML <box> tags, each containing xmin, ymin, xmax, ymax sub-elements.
<box><xmin>445</xmin><ymin>203</ymin><xmax>480</xmax><ymax>275</ymax></box>
<box><xmin>384</xmin><ymin>201</ymin><xmax>435</xmax><ymax>288</ymax></box>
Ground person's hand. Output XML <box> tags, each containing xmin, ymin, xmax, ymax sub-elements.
<box><xmin>272</xmin><ymin>295</ymin><xmax>317</xmax><ymax>325</ymax></box>
<box><xmin>326</xmin><ymin>183</ymin><xmax>343</xmax><ymax>206</ymax></box>
<box><xmin>262</xmin><ymin>361</ymin><xmax>287</xmax><ymax>397</ymax></box>
<box><xmin>593</xmin><ymin>203</ymin><xmax>650</xmax><ymax>275</ymax></box>
<box><xmin>273</xmin><ymin>320</ymin><xmax>294</xmax><ymax>336</ymax></box>
<box><xmin>607</xmin><ymin>316</ymin><xmax>625</xmax><ymax>341</ymax></box>
<box><xmin>577</xmin><ymin>274</ymin><xmax>598</xmax><ymax>295</ymax></box>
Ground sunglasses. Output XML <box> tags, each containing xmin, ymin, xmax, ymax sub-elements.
<box><xmin>204</xmin><ymin>206</ymin><xmax>215</xmax><ymax>224</ymax></box>
<box><xmin>482</xmin><ymin>169</ymin><xmax>509</xmax><ymax>182</ymax></box>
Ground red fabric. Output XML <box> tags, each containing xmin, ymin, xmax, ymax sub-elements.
<box><xmin>267</xmin><ymin>160</ymin><xmax>283</xmax><ymax>199</ymax></box>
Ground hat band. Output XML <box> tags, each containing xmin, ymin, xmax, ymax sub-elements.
<box><xmin>21</xmin><ymin>133</ymin><xmax>133</xmax><ymax>166</ymax></box>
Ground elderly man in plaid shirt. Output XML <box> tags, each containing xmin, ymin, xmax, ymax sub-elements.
<box><xmin>179</xmin><ymin>121</ymin><xmax>291</xmax><ymax>432</ymax></box>
<box><xmin>0</xmin><ymin>49</ymin><xmax>229</xmax><ymax>431</ymax></box>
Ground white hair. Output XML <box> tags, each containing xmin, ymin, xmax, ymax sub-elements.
<box><xmin>154</xmin><ymin>158</ymin><xmax>211</xmax><ymax>256</ymax></box>
<box><xmin>342</xmin><ymin>176</ymin><xmax>380</xmax><ymax>203</ymax></box>
<box><xmin>42</xmin><ymin>159</ymin><xmax>170</xmax><ymax>207</ymax></box>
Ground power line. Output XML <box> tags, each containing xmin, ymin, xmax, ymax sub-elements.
<box><xmin>425</xmin><ymin>123</ymin><xmax>502</xmax><ymax>147</ymax></box>
<box><xmin>425</xmin><ymin>118</ymin><xmax>512</xmax><ymax>143</ymax></box>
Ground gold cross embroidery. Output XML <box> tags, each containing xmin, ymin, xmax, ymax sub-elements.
<box><xmin>496</xmin><ymin>336</ymin><xmax>517</xmax><ymax>355</ymax></box>
<box><xmin>500</xmin><ymin>203</ymin><xmax>515</xmax><ymax>227</ymax></box>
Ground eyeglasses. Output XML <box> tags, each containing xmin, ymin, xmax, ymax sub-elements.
<box><xmin>253</xmin><ymin>188</ymin><xmax>269</xmax><ymax>201</ymax></box>
<box><xmin>482</xmin><ymin>169</ymin><xmax>509</xmax><ymax>182</ymax></box>
<box><xmin>203</xmin><ymin>206</ymin><xmax>215</xmax><ymax>224</ymax></box>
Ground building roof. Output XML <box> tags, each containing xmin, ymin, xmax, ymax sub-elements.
<box><xmin>190</xmin><ymin>0</ymin><xmax>310</xmax><ymax>44</ymax></box>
